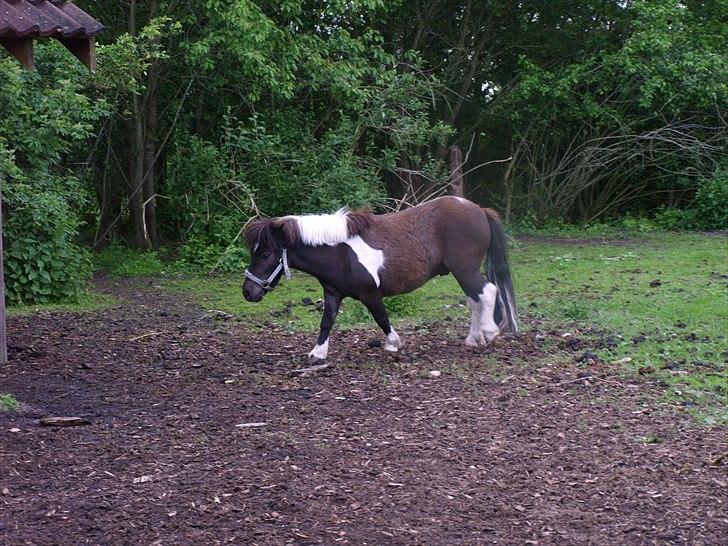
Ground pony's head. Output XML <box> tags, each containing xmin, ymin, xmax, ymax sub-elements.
<box><xmin>242</xmin><ymin>218</ymin><xmax>298</xmax><ymax>302</ymax></box>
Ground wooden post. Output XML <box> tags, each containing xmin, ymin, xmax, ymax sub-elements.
<box><xmin>0</xmin><ymin>187</ymin><xmax>7</xmax><ymax>364</ymax></box>
<box><xmin>0</xmin><ymin>37</ymin><xmax>34</xmax><ymax>69</ymax></box>
<box><xmin>448</xmin><ymin>145</ymin><xmax>465</xmax><ymax>197</ymax></box>
<box><xmin>58</xmin><ymin>37</ymin><xmax>96</xmax><ymax>72</ymax></box>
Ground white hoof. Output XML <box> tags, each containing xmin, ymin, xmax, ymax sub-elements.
<box><xmin>384</xmin><ymin>329</ymin><xmax>401</xmax><ymax>352</ymax></box>
<box><xmin>465</xmin><ymin>336</ymin><xmax>479</xmax><ymax>347</ymax></box>
<box><xmin>308</xmin><ymin>339</ymin><xmax>329</xmax><ymax>360</ymax></box>
<box><xmin>483</xmin><ymin>329</ymin><xmax>500</xmax><ymax>343</ymax></box>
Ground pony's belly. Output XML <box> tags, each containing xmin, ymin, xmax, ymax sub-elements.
<box><xmin>381</xmin><ymin>269</ymin><xmax>443</xmax><ymax>296</ymax></box>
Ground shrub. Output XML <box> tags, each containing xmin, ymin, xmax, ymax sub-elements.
<box><xmin>693</xmin><ymin>166</ymin><xmax>728</xmax><ymax>230</ymax></box>
<box><xmin>1</xmin><ymin>46</ymin><xmax>106</xmax><ymax>305</ymax></box>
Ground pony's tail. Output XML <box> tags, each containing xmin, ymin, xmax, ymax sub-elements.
<box><xmin>483</xmin><ymin>208</ymin><xmax>518</xmax><ymax>333</ymax></box>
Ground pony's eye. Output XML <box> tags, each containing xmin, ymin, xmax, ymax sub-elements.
<box><xmin>261</xmin><ymin>252</ymin><xmax>271</xmax><ymax>259</ymax></box>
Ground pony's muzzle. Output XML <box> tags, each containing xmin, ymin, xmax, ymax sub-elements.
<box><xmin>243</xmin><ymin>281</ymin><xmax>264</xmax><ymax>302</ymax></box>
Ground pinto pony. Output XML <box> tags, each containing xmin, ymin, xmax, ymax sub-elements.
<box><xmin>243</xmin><ymin>196</ymin><xmax>517</xmax><ymax>360</ymax></box>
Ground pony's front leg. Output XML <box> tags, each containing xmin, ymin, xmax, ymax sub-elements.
<box><xmin>308</xmin><ymin>289</ymin><xmax>342</xmax><ymax>361</ymax></box>
<box><xmin>361</xmin><ymin>296</ymin><xmax>401</xmax><ymax>352</ymax></box>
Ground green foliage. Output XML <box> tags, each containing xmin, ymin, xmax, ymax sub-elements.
<box><xmin>94</xmin><ymin>244</ymin><xmax>171</xmax><ymax>277</ymax></box>
<box><xmin>0</xmin><ymin>45</ymin><xmax>106</xmax><ymax>304</ymax></box>
<box><xmin>163</xmin><ymin>33</ymin><xmax>450</xmax><ymax>268</ymax></box>
<box><xmin>0</xmin><ymin>394</ymin><xmax>19</xmax><ymax>411</ymax></box>
<box><xmin>654</xmin><ymin>164</ymin><xmax>728</xmax><ymax>230</ymax></box>
<box><xmin>693</xmin><ymin>166</ymin><xmax>728</xmax><ymax>230</ymax></box>
<box><xmin>94</xmin><ymin>17</ymin><xmax>175</xmax><ymax>97</ymax></box>
<box><xmin>498</xmin><ymin>0</ymin><xmax>728</xmax><ymax>222</ymax></box>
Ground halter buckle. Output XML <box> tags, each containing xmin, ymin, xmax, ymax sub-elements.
<box><xmin>244</xmin><ymin>248</ymin><xmax>291</xmax><ymax>293</ymax></box>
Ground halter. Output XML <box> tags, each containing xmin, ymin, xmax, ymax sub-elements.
<box><xmin>244</xmin><ymin>248</ymin><xmax>291</xmax><ymax>292</ymax></box>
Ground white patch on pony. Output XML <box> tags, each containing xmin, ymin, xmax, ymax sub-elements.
<box><xmin>287</xmin><ymin>209</ymin><xmax>350</xmax><ymax>246</ymax></box>
<box><xmin>465</xmin><ymin>283</ymin><xmax>500</xmax><ymax>346</ymax></box>
<box><xmin>480</xmin><ymin>283</ymin><xmax>500</xmax><ymax>342</ymax></box>
<box><xmin>345</xmin><ymin>236</ymin><xmax>384</xmax><ymax>287</ymax></box>
<box><xmin>253</xmin><ymin>243</ymin><xmax>259</xmax><ymax>252</ymax></box>
<box><xmin>308</xmin><ymin>338</ymin><xmax>329</xmax><ymax>359</ymax></box>
<box><xmin>384</xmin><ymin>328</ymin><xmax>401</xmax><ymax>352</ymax></box>
<box><xmin>466</xmin><ymin>298</ymin><xmax>485</xmax><ymax>347</ymax></box>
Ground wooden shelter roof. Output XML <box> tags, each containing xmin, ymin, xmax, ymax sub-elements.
<box><xmin>0</xmin><ymin>0</ymin><xmax>103</xmax><ymax>38</ymax></box>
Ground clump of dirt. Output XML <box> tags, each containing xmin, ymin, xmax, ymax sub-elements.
<box><xmin>1</xmin><ymin>278</ymin><xmax>726</xmax><ymax>545</ymax></box>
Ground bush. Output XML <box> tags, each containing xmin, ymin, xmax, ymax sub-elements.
<box><xmin>1</xmin><ymin>47</ymin><xmax>105</xmax><ymax>304</ymax></box>
<box><xmin>654</xmin><ymin>166</ymin><xmax>728</xmax><ymax>231</ymax></box>
<box><xmin>694</xmin><ymin>166</ymin><xmax>728</xmax><ymax>230</ymax></box>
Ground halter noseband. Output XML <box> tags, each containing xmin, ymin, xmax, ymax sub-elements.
<box><xmin>244</xmin><ymin>248</ymin><xmax>291</xmax><ymax>292</ymax></box>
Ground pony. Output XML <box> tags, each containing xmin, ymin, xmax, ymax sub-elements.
<box><xmin>243</xmin><ymin>196</ymin><xmax>517</xmax><ymax>361</ymax></box>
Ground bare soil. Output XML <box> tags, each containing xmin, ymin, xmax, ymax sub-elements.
<box><xmin>1</xmin><ymin>278</ymin><xmax>726</xmax><ymax>545</ymax></box>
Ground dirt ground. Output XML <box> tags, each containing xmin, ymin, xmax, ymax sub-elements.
<box><xmin>1</xmin><ymin>278</ymin><xmax>726</xmax><ymax>545</ymax></box>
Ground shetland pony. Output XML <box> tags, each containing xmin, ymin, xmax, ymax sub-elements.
<box><xmin>243</xmin><ymin>196</ymin><xmax>517</xmax><ymax>360</ymax></box>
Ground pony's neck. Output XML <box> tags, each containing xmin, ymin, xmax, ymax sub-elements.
<box><xmin>286</xmin><ymin>245</ymin><xmax>322</xmax><ymax>277</ymax></box>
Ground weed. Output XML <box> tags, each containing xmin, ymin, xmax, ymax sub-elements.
<box><xmin>0</xmin><ymin>394</ymin><xmax>19</xmax><ymax>411</ymax></box>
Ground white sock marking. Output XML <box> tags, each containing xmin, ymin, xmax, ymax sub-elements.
<box><xmin>479</xmin><ymin>283</ymin><xmax>500</xmax><ymax>342</ymax></box>
<box><xmin>465</xmin><ymin>283</ymin><xmax>500</xmax><ymax>345</ymax></box>
<box><xmin>308</xmin><ymin>338</ymin><xmax>329</xmax><ymax>359</ymax></box>
<box><xmin>466</xmin><ymin>298</ymin><xmax>484</xmax><ymax>346</ymax></box>
<box><xmin>345</xmin><ymin>236</ymin><xmax>384</xmax><ymax>287</ymax></box>
<box><xmin>384</xmin><ymin>328</ymin><xmax>401</xmax><ymax>352</ymax></box>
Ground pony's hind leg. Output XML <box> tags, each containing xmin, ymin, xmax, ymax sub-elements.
<box><xmin>466</xmin><ymin>298</ymin><xmax>485</xmax><ymax>347</ymax></box>
<box><xmin>361</xmin><ymin>295</ymin><xmax>401</xmax><ymax>352</ymax></box>
<box><xmin>451</xmin><ymin>269</ymin><xmax>500</xmax><ymax>346</ymax></box>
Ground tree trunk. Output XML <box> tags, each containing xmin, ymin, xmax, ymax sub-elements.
<box><xmin>143</xmin><ymin>58</ymin><xmax>160</xmax><ymax>248</ymax></box>
<box><xmin>95</xmin><ymin>126</ymin><xmax>122</xmax><ymax>249</ymax></box>
<box><xmin>126</xmin><ymin>0</ymin><xmax>152</xmax><ymax>249</ymax></box>
<box><xmin>448</xmin><ymin>145</ymin><xmax>465</xmax><ymax>197</ymax></box>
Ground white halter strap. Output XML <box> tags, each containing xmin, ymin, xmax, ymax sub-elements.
<box><xmin>244</xmin><ymin>248</ymin><xmax>291</xmax><ymax>291</ymax></box>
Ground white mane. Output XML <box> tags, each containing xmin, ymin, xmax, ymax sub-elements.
<box><xmin>286</xmin><ymin>208</ymin><xmax>350</xmax><ymax>246</ymax></box>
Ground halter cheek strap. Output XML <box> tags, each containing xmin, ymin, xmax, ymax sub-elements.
<box><xmin>244</xmin><ymin>248</ymin><xmax>291</xmax><ymax>292</ymax></box>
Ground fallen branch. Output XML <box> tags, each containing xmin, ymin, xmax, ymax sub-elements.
<box><xmin>289</xmin><ymin>362</ymin><xmax>335</xmax><ymax>377</ymax></box>
<box><xmin>39</xmin><ymin>417</ymin><xmax>90</xmax><ymax>427</ymax></box>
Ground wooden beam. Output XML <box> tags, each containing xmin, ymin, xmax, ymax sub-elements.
<box><xmin>0</xmin><ymin>37</ymin><xmax>34</xmax><ymax>70</ymax></box>
<box><xmin>58</xmin><ymin>36</ymin><xmax>96</xmax><ymax>72</ymax></box>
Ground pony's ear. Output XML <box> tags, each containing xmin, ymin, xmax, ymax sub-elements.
<box><xmin>244</xmin><ymin>219</ymin><xmax>274</xmax><ymax>250</ymax></box>
<box><xmin>271</xmin><ymin>218</ymin><xmax>299</xmax><ymax>246</ymax></box>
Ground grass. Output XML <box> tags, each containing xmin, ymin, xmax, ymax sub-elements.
<box><xmin>0</xmin><ymin>393</ymin><xmax>19</xmax><ymax>411</ymax></box>
<box><xmin>93</xmin><ymin>244</ymin><xmax>180</xmax><ymax>277</ymax></box>
<box><xmin>510</xmin><ymin>232</ymin><xmax>727</xmax><ymax>423</ymax></box>
<box><xmin>167</xmin><ymin>231</ymin><xmax>727</xmax><ymax>422</ymax></box>
<box><xmin>7</xmin><ymin>291</ymin><xmax>116</xmax><ymax>317</ymax></box>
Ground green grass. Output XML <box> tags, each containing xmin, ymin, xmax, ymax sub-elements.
<box><xmin>93</xmin><ymin>244</ymin><xmax>176</xmax><ymax>277</ymax></box>
<box><xmin>168</xmin><ymin>232</ymin><xmax>727</xmax><ymax>422</ymax></box>
<box><xmin>510</xmin><ymin>232</ymin><xmax>727</xmax><ymax>423</ymax></box>
<box><xmin>0</xmin><ymin>394</ymin><xmax>19</xmax><ymax>411</ymax></box>
<box><xmin>7</xmin><ymin>291</ymin><xmax>117</xmax><ymax>316</ymax></box>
